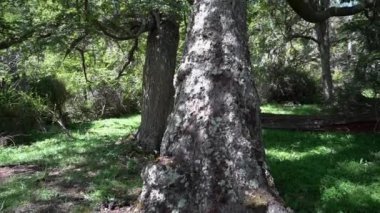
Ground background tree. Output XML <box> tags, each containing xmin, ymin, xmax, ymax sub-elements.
<box><xmin>315</xmin><ymin>0</ymin><xmax>334</xmax><ymax>101</ymax></box>
<box><xmin>137</xmin><ymin>15</ymin><xmax>180</xmax><ymax>153</ymax></box>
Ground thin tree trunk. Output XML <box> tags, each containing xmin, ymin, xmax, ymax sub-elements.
<box><xmin>138</xmin><ymin>18</ymin><xmax>179</xmax><ymax>153</ymax></box>
<box><xmin>135</xmin><ymin>1</ymin><xmax>289</xmax><ymax>212</ymax></box>
<box><xmin>316</xmin><ymin>0</ymin><xmax>334</xmax><ymax>101</ymax></box>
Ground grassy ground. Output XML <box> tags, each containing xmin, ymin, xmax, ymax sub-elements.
<box><xmin>0</xmin><ymin>115</ymin><xmax>146</xmax><ymax>212</ymax></box>
<box><xmin>0</xmin><ymin>112</ymin><xmax>379</xmax><ymax>212</ymax></box>
<box><xmin>264</xmin><ymin>130</ymin><xmax>380</xmax><ymax>212</ymax></box>
<box><xmin>261</xmin><ymin>104</ymin><xmax>323</xmax><ymax>115</ymax></box>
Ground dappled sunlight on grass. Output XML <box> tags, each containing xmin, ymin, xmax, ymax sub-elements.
<box><xmin>261</xmin><ymin>103</ymin><xmax>322</xmax><ymax>115</ymax></box>
<box><xmin>0</xmin><ymin>115</ymin><xmax>141</xmax><ymax>166</ymax></box>
<box><xmin>0</xmin><ymin>115</ymin><xmax>144</xmax><ymax>211</ymax></box>
<box><xmin>1</xmin><ymin>115</ymin><xmax>378</xmax><ymax>212</ymax></box>
<box><xmin>267</xmin><ymin>145</ymin><xmax>338</xmax><ymax>161</ymax></box>
<box><xmin>264</xmin><ymin>129</ymin><xmax>380</xmax><ymax>212</ymax></box>
<box><xmin>264</xmin><ymin>130</ymin><xmax>356</xmax><ymax>153</ymax></box>
<box><xmin>320</xmin><ymin>179</ymin><xmax>380</xmax><ymax>211</ymax></box>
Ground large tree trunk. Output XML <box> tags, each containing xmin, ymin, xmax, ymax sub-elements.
<box><xmin>315</xmin><ymin>0</ymin><xmax>334</xmax><ymax>101</ymax></box>
<box><xmin>136</xmin><ymin>1</ymin><xmax>289</xmax><ymax>212</ymax></box>
<box><xmin>138</xmin><ymin>18</ymin><xmax>179</xmax><ymax>153</ymax></box>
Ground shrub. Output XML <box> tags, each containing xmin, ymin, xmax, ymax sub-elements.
<box><xmin>33</xmin><ymin>75</ymin><xmax>69</xmax><ymax>116</ymax></box>
<box><xmin>0</xmin><ymin>88</ymin><xmax>48</xmax><ymax>134</ymax></box>
<box><xmin>92</xmin><ymin>82</ymin><xmax>128</xmax><ymax>118</ymax></box>
<box><xmin>257</xmin><ymin>66</ymin><xmax>320</xmax><ymax>104</ymax></box>
<box><xmin>0</xmin><ymin>74</ymin><xmax>71</xmax><ymax>135</ymax></box>
<box><xmin>65</xmin><ymin>80</ymin><xmax>142</xmax><ymax>122</ymax></box>
<box><xmin>92</xmin><ymin>81</ymin><xmax>142</xmax><ymax>118</ymax></box>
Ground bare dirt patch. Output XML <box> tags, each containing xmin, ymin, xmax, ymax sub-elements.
<box><xmin>0</xmin><ymin>164</ymin><xmax>42</xmax><ymax>183</ymax></box>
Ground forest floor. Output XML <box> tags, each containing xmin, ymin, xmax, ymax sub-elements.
<box><xmin>0</xmin><ymin>116</ymin><xmax>148</xmax><ymax>212</ymax></box>
<box><xmin>260</xmin><ymin>104</ymin><xmax>324</xmax><ymax>115</ymax></box>
<box><xmin>0</xmin><ymin>106</ymin><xmax>379</xmax><ymax>212</ymax></box>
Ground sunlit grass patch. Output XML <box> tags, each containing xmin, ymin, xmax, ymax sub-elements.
<box><xmin>320</xmin><ymin>180</ymin><xmax>380</xmax><ymax>211</ymax></box>
<box><xmin>0</xmin><ymin>115</ymin><xmax>143</xmax><ymax>211</ymax></box>
<box><xmin>261</xmin><ymin>103</ymin><xmax>322</xmax><ymax>115</ymax></box>
<box><xmin>0</xmin><ymin>115</ymin><xmax>141</xmax><ymax>166</ymax></box>
<box><xmin>264</xmin><ymin>130</ymin><xmax>380</xmax><ymax>212</ymax></box>
<box><xmin>34</xmin><ymin>188</ymin><xmax>60</xmax><ymax>201</ymax></box>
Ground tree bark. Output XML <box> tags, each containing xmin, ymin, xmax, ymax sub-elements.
<box><xmin>315</xmin><ymin>0</ymin><xmax>334</xmax><ymax>101</ymax></box>
<box><xmin>137</xmin><ymin>18</ymin><xmax>179</xmax><ymax>153</ymax></box>
<box><xmin>136</xmin><ymin>1</ymin><xmax>289</xmax><ymax>212</ymax></box>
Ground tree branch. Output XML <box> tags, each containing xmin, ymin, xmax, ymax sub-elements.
<box><xmin>0</xmin><ymin>30</ymin><xmax>36</xmax><ymax>49</ymax></box>
<box><xmin>82</xmin><ymin>0</ymin><xmax>152</xmax><ymax>41</ymax></box>
<box><xmin>63</xmin><ymin>33</ymin><xmax>88</xmax><ymax>60</ymax></box>
<box><xmin>287</xmin><ymin>33</ymin><xmax>319</xmax><ymax>44</ymax></box>
<box><xmin>76</xmin><ymin>48</ymin><xmax>92</xmax><ymax>83</ymax></box>
<box><xmin>286</xmin><ymin>0</ymin><xmax>376</xmax><ymax>23</ymax></box>
<box><xmin>116</xmin><ymin>38</ymin><xmax>139</xmax><ymax>80</ymax></box>
<box><xmin>93</xmin><ymin>17</ymin><xmax>154</xmax><ymax>41</ymax></box>
<box><xmin>0</xmin><ymin>20</ymin><xmax>61</xmax><ymax>50</ymax></box>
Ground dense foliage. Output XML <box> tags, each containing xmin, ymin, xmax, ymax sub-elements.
<box><xmin>249</xmin><ymin>1</ymin><xmax>321</xmax><ymax>104</ymax></box>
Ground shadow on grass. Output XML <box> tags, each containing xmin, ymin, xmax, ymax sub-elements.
<box><xmin>9</xmin><ymin>121</ymin><xmax>95</xmax><ymax>147</ymax></box>
<box><xmin>0</xmin><ymin>172</ymin><xmax>90</xmax><ymax>212</ymax></box>
<box><xmin>0</xmin><ymin>115</ymin><xmax>146</xmax><ymax>211</ymax></box>
<box><xmin>264</xmin><ymin>130</ymin><xmax>380</xmax><ymax>212</ymax></box>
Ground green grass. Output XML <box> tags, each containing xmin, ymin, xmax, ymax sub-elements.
<box><xmin>0</xmin><ymin>115</ymin><xmax>144</xmax><ymax>212</ymax></box>
<box><xmin>261</xmin><ymin>103</ymin><xmax>323</xmax><ymax>115</ymax></box>
<box><xmin>264</xmin><ymin>130</ymin><xmax>380</xmax><ymax>212</ymax></box>
<box><xmin>1</xmin><ymin>114</ymin><xmax>379</xmax><ymax>212</ymax></box>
